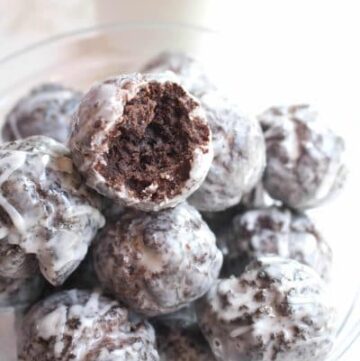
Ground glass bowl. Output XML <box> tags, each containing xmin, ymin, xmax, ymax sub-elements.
<box><xmin>0</xmin><ymin>22</ymin><xmax>358</xmax><ymax>361</ymax></box>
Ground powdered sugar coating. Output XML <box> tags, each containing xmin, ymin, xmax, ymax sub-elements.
<box><xmin>0</xmin><ymin>136</ymin><xmax>105</xmax><ymax>286</ymax></box>
<box><xmin>259</xmin><ymin>105</ymin><xmax>347</xmax><ymax>209</ymax></box>
<box><xmin>0</xmin><ymin>275</ymin><xmax>44</xmax><ymax>307</ymax></box>
<box><xmin>196</xmin><ymin>257</ymin><xmax>336</xmax><ymax>361</ymax></box>
<box><xmin>19</xmin><ymin>289</ymin><xmax>159</xmax><ymax>361</ymax></box>
<box><xmin>189</xmin><ymin>92</ymin><xmax>266</xmax><ymax>212</ymax></box>
<box><xmin>2</xmin><ymin>83</ymin><xmax>82</xmax><ymax>144</ymax></box>
<box><xmin>223</xmin><ymin>207</ymin><xmax>332</xmax><ymax>280</ymax></box>
<box><xmin>94</xmin><ymin>203</ymin><xmax>223</xmax><ymax>316</ymax></box>
<box><xmin>69</xmin><ymin>73</ymin><xmax>213</xmax><ymax>212</ymax></box>
<box><xmin>141</xmin><ymin>51</ymin><xmax>216</xmax><ymax>97</ymax></box>
<box><xmin>157</xmin><ymin>326</ymin><xmax>216</xmax><ymax>361</ymax></box>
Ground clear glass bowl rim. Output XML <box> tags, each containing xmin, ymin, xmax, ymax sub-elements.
<box><xmin>0</xmin><ymin>21</ymin><xmax>217</xmax><ymax>64</ymax></box>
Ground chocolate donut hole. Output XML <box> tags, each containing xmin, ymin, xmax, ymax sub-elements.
<box><xmin>97</xmin><ymin>82</ymin><xmax>209</xmax><ymax>202</ymax></box>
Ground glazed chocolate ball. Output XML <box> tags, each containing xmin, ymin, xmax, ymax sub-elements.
<box><xmin>189</xmin><ymin>92</ymin><xmax>266</xmax><ymax>212</ymax></box>
<box><xmin>157</xmin><ymin>326</ymin><xmax>216</xmax><ymax>361</ymax></box>
<box><xmin>196</xmin><ymin>257</ymin><xmax>336</xmax><ymax>361</ymax></box>
<box><xmin>259</xmin><ymin>105</ymin><xmax>347</xmax><ymax>209</ymax></box>
<box><xmin>142</xmin><ymin>51</ymin><xmax>216</xmax><ymax>97</ymax></box>
<box><xmin>223</xmin><ymin>206</ymin><xmax>332</xmax><ymax>280</ymax></box>
<box><xmin>93</xmin><ymin>203</ymin><xmax>223</xmax><ymax>316</ymax></box>
<box><xmin>0</xmin><ymin>275</ymin><xmax>44</xmax><ymax>307</ymax></box>
<box><xmin>69</xmin><ymin>73</ymin><xmax>213</xmax><ymax>212</ymax></box>
<box><xmin>19</xmin><ymin>289</ymin><xmax>159</xmax><ymax>361</ymax></box>
<box><xmin>0</xmin><ymin>136</ymin><xmax>105</xmax><ymax>286</ymax></box>
<box><xmin>2</xmin><ymin>83</ymin><xmax>82</xmax><ymax>144</ymax></box>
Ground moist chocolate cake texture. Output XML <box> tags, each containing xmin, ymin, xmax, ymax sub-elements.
<box><xmin>69</xmin><ymin>73</ymin><xmax>213</xmax><ymax>211</ymax></box>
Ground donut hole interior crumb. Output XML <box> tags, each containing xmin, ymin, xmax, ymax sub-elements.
<box><xmin>99</xmin><ymin>81</ymin><xmax>209</xmax><ymax>201</ymax></box>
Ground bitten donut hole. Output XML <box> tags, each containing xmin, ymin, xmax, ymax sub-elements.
<box><xmin>99</xmin><ymin>82</ymin><xmax>209</xmax><ymax>201</ymax></box>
